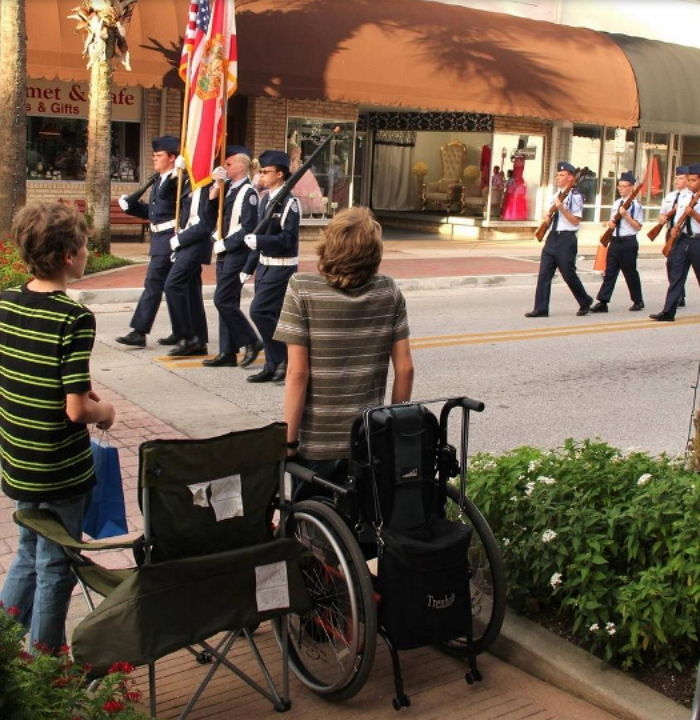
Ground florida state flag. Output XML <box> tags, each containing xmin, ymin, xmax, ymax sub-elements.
<box><xmin>180</xmin><ymin>0</ymin><xmax>238</xmax><ymax>190</ymax></box>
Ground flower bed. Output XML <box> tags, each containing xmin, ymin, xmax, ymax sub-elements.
<box><xmin>466</xmin><ymin>439</ymin><xmax>700</xmax><ymax>673</ymax></box>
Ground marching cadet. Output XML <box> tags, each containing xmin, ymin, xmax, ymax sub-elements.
<box><xmin>650</xmin><ymin>163</ymin><xmax>700</xmax><ymax>322</ymax></box>
<box><xmin>205</xmin><ymin>146</ymin><xmax>263</xmax><ymax>368</ymax></box>
<box><xmin>658</xmin><ymin>166</ymin><xmax>690</xmax><ymax>309</ymax></box>
<box><xmin>245</xmin><ymin>150</ymin><xmax>300</xmax><ymax>384</ymax></box>
<box><xmin>116</xmin><ymin>136</ymin><xmax>183</xmax><ymax>348</ymax></box>
<box><xmin>590</xmin><ymin>171</ymin><xmax>644</xmax><ymax>313</ymax></box>
<box><xmin>525</xmin><ymin>161</ymin><xmax>593</xmax><ymax>318</ymax></box>
<box><xmin>164</xmin><ymin>174</ymin><xmax>214</xmax><ymax>357</ymax></box>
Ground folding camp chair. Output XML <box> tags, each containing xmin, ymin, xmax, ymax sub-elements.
<box><xmin>14</xmin><ymin>422</ymin><xmax>310</xmax><ymax>719</ymax></box>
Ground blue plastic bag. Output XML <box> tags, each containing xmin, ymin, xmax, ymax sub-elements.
<box><xmin>83</xmin><ymin>438</ymin><xmax>128</xmax><ymax>539</ymax></box>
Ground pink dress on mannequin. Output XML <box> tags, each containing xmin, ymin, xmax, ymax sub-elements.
<box><xmin>289</xmin><ymin>147</ymin><xmax>324</xmax><ymax>216</ymax></box>
<box><xmin>501</xmin><ymin>154</ymin><xmax>528</xmax><ymax>220</ymax></box>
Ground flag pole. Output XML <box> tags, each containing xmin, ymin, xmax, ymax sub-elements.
<box><xmin>217</xmin><ymin>65</ymin><xmax>229</xmax><ymax>240</ymax></box>
<box><xmin>176</xmin><ymin>47</ymin><xmax>194</xmax><ymax>230</ymax></box>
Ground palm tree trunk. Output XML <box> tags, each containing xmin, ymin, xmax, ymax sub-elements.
<box><xmin>0</xmin><ymin>0</ymin><xmax>27</xmax><ymax>231</ymax></box>
<box><xmin>85</xmin><ymin>35</ymin><xmax>114</xmax><ymax>254</ymax></box>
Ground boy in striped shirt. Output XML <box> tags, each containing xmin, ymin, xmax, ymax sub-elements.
<box><xmin>0</xmin><ymin>202</ymin><xmax>115</xmax><ymax>651</ymax></box>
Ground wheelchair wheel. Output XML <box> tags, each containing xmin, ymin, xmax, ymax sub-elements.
<box><xmin>277</xmin><ymin>500</ymin><xmax>377</xmax><ymax>701</ymax></box>
<box><xmin>440</xmin><ymin>485</ymin><xmax>506</xmax><ymax>656</ymax></box>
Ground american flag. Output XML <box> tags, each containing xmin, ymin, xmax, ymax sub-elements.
<box><xmin>179</xmin><ymin>0</ymin><xmax>238</xmax><ymax>189</ymax></box>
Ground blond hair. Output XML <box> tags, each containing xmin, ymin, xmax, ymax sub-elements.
<box><xmin>317</xmin><ymin>207</ymin><xmax>383</xmax><ymax>289</ymax></box>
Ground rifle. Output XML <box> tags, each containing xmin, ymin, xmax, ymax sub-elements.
<box><xmin>662</xmin><ymin>188</ymin><xmax>700</xmax><ymax>258</ymax></box>
<box><xmin>534</xmin><ymin>171</ymin><xmax>582</xmax><ymax>242</ymax></box>
<box><xmin>253</xmin><ymin>126</ymin><xmax>341</xmax><ymax>235</ymax></box>
<box><xmin>646</xmin><ymin>210</ymin><xmax>674</xmax><ymax>242</ymax></box>
<box><xmin>600</xmin><ymin>183</ymin><xmax>643</xmax><ymax>247</ymax></box>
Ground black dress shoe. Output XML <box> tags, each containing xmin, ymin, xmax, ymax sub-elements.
<box><xmin>168</xmin><ymin>337</ymin><xmax>208</xmax><ymax>356</ymax></box>
<box><xmin>590</xmin><ymin>301</ymin><xmax>608</xmax><ymax>313</ymax></box>
<box><xmin>240</xmin><ymin>340</ymin><xmax>264</xmax><ymax>368</ymax></box>
<box><xmin>247</xmin><ymin>368</ymin><xmax>275</xmax><ymax>383</ymax></box>
<box><xmin>679</xmin><ymin>298</ymin><xmax>686</xmax><ymax>308</ymax></box>
<box><xmin>116</xmin><ymin>330</ymin><xmax>146</xmax><ymax>347</ymax></box>
<box><xmin>202</xmin><ymin>353</ymin><xmax>238</xmax><ymax>367</ymax></box>
<box><xmin>649</xmin><ymin>311</ymin><xmax>675</xmax><ymax>322</ymax></box>
<box><xmin>576</xmin><ymin>298</ymin><xmax>594</xmax><ymax>316</ymax></box>
<box><xmin>524</xmin><ymin>310</ymin><xmax>548</xmax><ymax>318</ymax></box>
<box><xmin>272</xmin><ymin>362</ymin><xmax>287</xmax><ymax>383</ymax></box>
<box><xmin>629</xmin><ymin>302</ymin><xmax>645</xmax><ymax>311</ymax></box>
<box><xmin>157</xmin><ymin>333</ymin><xmax>181</xmax><ymax>346</ymax></box>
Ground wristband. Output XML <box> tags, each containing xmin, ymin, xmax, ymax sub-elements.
<box><xmin>286</xmin><ymin>440</ymin><xmax>300</xmax><ymax>450</ymax></box>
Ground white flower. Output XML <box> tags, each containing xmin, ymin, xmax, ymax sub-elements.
<box><xmin>541</xmin><ymin>529</ymin><xmax>557</xmax><ymax>543</ymax></box>
<box><xmin>518</xmin><ymin>474</ymin><xmax>526</xmax><ymax>481</ymax></box>
<box><xmin>606</xmin><ymin>622</ymin><xmax>616</xmax><ymax>635</ymax></box>
<box><xmin>502</xmin><ymin>538</ymin><xmax>511</xmax><ymax>547</ymax></box>
<box><xmin>510</xmin><ymin>495</ymin><xmax>519</xmax><ymax>502</ymax></box>
<box><xmin>524</xmin><ymin>481</ymin><xmax>536</xmax><ymax>496</ymax></box>
<box><xmin>527</xmin><ymin>460</ymin><xmax>540</xmax><ymax>473</ymax></box>
<box><xmin>589</xmin><ymin>623</ymin><xmax>600</xmax><ymax>632</ymax></box>
<box><xmin>538</xmin><ymin>475</ymin><xmax>556</xmax><ymax>485</ymax></box>
<box><xmin>637</xmin><ymin>473</ymin><xmax>652</xmax><ymax>486</ymax></box>
<box><xmin>549</xmin><ymin>572</ymin><xmax>562</xmax><ymax>588</ymax></box>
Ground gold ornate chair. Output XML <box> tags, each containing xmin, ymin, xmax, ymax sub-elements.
<box><xmin>420</xmin><ymin>140</ymin><xmax>467</xmax><ymax>213</ymax></box>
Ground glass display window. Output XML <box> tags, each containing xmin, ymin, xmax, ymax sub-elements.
<box><xmin>638</xmin><ymin>131</ymin><xmax>668</xmax><ymax>210</ymax></box>
<box><xmin>286</xmin><ymin>118</ymin><xmax>356</xmax><ymax>218</ymax></box>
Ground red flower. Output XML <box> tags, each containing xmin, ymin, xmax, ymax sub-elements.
<box><xmin>126</xmin><ymin>690</ymin><xmax>142</xmax><ymax>702</ymax></box>
<box><xmin>103</xmin><ymin>700</ymin><xmax>125</xmax><ymax>714</ymax></box>
<box><xmin>7</xmin><ymin>606</ymin><xmax>20</xmax><ymax>617</ymax></box>
<box><xmin>108</xmin><ymin>660</ymin><xmax>134</xmax><ymax>675</ymax></box>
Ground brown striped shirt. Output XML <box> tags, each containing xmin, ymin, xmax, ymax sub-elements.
<box><xmin>274</xmin><ymin>273</ymin><xmax>409</xmax><ymax>460</ymax></box>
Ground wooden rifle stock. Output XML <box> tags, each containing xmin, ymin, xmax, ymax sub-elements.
<box><xmin>534</xmin><ymin>172</ymin><xmax>581</xmax><ymax>242</ymax></box>
<box><xmin>600</xmin><ymin>183</ymin><xmax>643</xmax><ymax>247</ymax></box>
<box><xmin>662</xmin><ymin>189</ymin><xmax>700</xmax><ymax>258</ymax></box>
<box><xmin>253</xmin><ymin>126</ymin><xmax>341</xmax><ymax>235</ymax></box>
<box><xmin>646</xmin><ymin>217</ymin><xmax>669</xmax><ymax>242</ymax></box>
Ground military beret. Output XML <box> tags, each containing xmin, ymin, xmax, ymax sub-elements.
<box><xmin>687</xmin><ymin>163</ymin><xmax>700</xmax><ymax>176</ymax></box>
<box><xmin>557</xmin><ymin>161</ymin><xmax>576</xmax><ymax>174</ymax></box>
<box><xmin>675</xmin><ymin>166</ymin><xmax>689</xmax><ymax>176</ymax></box>
<box><xmin>152</xmin><ymin>135</ymin><xmax>180</xmax><ymax>153</ymax></box>
<box><xmin>225</xmin><ymin>145</ymin><xmax>252</xmax><ymax>159</ymax></box>
<box><xmin>259</xmin><ymin>150</ymin><xmax>290</xmax><ymax>170</ymax></box>
<box><xmin>619</xmin><ymin>171</ymin><xmax>636</xmax><ymax>184</ymax></box>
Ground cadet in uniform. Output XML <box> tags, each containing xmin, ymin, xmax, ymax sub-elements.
<box><xmin>164</xmin><ymin>176</ymin><xmax>214</xmax><ymax>357</ymax></box>
<box><xmin>116</xmin><ymin>136</ymin><xmax>182</xmax><ymax>347</ymax></box>
<box><xmin>245</xmin><ymin>150</ymin><xmax>300</xmax><ymax>384</ymax></box>
<box><xmin>658</xmin><ymin>166</ymin><xmax>690</xmax><ymax>308</ymax></box>
<box><xmin>590</xmin><ymin>171</ymin><xmax>644</xmax><ymax>313</ymax></box>
<box><xmin>650</xmin><ymin>163</ymin><xmax>700</xmax><ymax>321</ymax></box>
<box><xmin>525</xmin><ymin>161</ymin><xmax>593</xmax><ymax>318</ymax></box>
<box><xmin>205</xmin><ymin>145</ymin><xmax>263</xmax><ymax>368</ymax></box>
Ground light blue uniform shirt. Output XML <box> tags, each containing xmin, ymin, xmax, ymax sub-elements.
<box><xmin>610</xmin><ymin>197</ymin><xmax>643</xmax><ymax>236</ymax></box>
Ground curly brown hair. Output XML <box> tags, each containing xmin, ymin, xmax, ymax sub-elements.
<box><xmin>317</xmin><ymin>207</ymin><xmax>383</xmax><ymax>289</ymax></box>
<box><xmin>12</xmin><ymin>202</ymin><xmax>88</xmax><ymax>279</ymax></box>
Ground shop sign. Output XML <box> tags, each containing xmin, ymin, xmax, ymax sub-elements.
<box><xmin>26</xmin><ymin>79</ymin><xmax>141</xmax><ymax>122</ymax></box>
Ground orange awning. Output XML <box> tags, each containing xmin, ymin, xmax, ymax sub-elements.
<box><xmin>27</xmin><ymin>0</ymin><xmax>640</xmax><ymax>127</ymax></box>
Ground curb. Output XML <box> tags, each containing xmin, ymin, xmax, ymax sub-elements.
<box><xmin>491</xmin><ymin>609</ymin><xmax>687</xmax><ymax>720</ymax></box>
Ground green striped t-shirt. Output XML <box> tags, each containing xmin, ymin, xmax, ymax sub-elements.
<box><xmin>0</xmin><ymin>284</ymin><xmax>96</xmax><ymax>501</ymax></box>
<box><xmin>274</xmin><ymin>273</ymin><xmax>409</xmax><ymax>460</ymax></box>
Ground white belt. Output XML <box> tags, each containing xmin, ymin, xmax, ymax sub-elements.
<box><xmin>150</xmin><ymin>220</ymin><xmax>177</xmax><ymax>233</ymax></box>
<box><xmin>259</xmin><ymin>255</ymin><xmax>298</xmax><ymax>267</ymax></box>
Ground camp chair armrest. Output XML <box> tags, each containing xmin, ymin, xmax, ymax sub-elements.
<box><xmin>13</xmin><ymin>508</ymin><xmax>135</xmax><ymax>552</ymax></box>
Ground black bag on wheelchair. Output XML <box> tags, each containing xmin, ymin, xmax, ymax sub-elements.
<box><xmin>349</xmin><ymin>403</ymin><xmax>440</xmax><ymax>533</ymax></box>
<box><xmin>377</xmin><ymin>518</ymin><xmax>473</xmax><ymax>650</ymax></box>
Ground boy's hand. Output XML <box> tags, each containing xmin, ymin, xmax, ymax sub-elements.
<box><xmin>96</xmin><ymin>401</ymin><xmax>116</xmax><ymax>431</ymax></box>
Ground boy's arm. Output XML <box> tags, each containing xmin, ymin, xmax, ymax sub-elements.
<box><xmin>390</xmin><ymin>337</ymin><xmax>414</xmax><ymax>404</ymax></box>
<box><xmin>66</xmin><ymin>390</ymin><xmax>115</xmax><ymax>429</ymax></box>
<box><xmin>283</xmin><ymin>344</ymin><xmax>310</xmax><ymax>452</ymax></box>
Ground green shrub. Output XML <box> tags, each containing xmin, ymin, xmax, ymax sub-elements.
<box><xmin>467</xmin><ymin>439</ymin><xmax>700</xmax><ymax>670</ymax></box>
<box><xmin>0</xmin><ymin>239</ymin><xmax>132</xmax><ymax>291</ymax></box>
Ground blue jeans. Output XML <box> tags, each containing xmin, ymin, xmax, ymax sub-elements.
<box><xmin>0</xmin><ymin>494</ymin><xmax>87</xmax><ymax>652</ymax></box>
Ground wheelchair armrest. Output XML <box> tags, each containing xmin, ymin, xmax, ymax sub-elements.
<box><xmin>13</xmin><ymin>509</ymin><xmax>136</xmax><ymax>552</ymax></box>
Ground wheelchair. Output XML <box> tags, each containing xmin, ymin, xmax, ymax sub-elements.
<box><xmin>280</xmin><ymin>396</ymin><xmax>506</xmax><ymax>709</ymax></box>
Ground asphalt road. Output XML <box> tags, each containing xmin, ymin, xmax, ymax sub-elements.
<box><xmin>91</xmin><ymin>276</ymin><xmax>700</xmax><ymax>460</ymax></box>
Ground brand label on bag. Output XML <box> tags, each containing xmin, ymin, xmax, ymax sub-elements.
<box><xmin>427</xmin><ymin>592</ymin><xmax>456</xmax><ymax>609</ymax></box>
<box><xmin>400</xmin><ymin>466</ymin><xmax>419</xmax><ymax>480</ymax></box>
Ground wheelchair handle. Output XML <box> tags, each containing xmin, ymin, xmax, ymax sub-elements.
<box><xmin>285</xmin><ymin>461</ymin><xmax>350</xmax><ymax>497</ymax></box>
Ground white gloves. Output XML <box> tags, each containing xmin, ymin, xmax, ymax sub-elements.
<box><xmin>214</xmin><ymin>240</ymin><xmax>226</xmax><ymax>255</ymax></box>
<box><xmin>174</xmin><ymin>154</ymin><xmax>187</xmax><ymax>170</ymax></box>
<box><xmin>244</xmin><ymin>234</ymin><xmax>257</xmax><ymax>250</ymax></box>
<box><xmin>169</xmin><ymin>235</ymin><xmax>180</xmax><ymax>251</ymax></box>
<box><xmin>211</xmin><ymin>230</ymin><xmax>221</xmax><ymax>242</ymax></box>
<box><xmin>240</xmin><ymin>272</ymin><xmax>251</xmax><ymax>284</ymax></box>
<box><xmin>118</xmin><ymin>195</ymin><xmax>129</xmax><ymax>211</ymax></box>
<box><xmin>212</xmin><ymin>166</ymin><xmax>227</xmax><ymax>182</ymax></box>
<box><xmin>170</xmin><ymin>251</ymin><xmax>177</xmax><ymax>263</ymax></box>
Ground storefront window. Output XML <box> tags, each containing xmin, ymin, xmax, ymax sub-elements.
<box><xmin>25</xmin><ymin>79</ymin><xmax>142</xmax><ymax>182</ymax></box>
<box><xmin>286</xmin><ymin>118</ymin><xmax>356</xmax><ymax>219</ymax></box>
<box><xmin>490</xmin><ymin>133</ymin><xmax>543</xmax><ymax>222</ymax></box>
<box><xmin>638</xmin><ymin>132</ymin><xmax>668</xmax><ymax>211</ymax></box>
<box><xmin>681</xmin><ymin>135</ymin><xmax>700</xmax><ymax>168</ymax></box>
